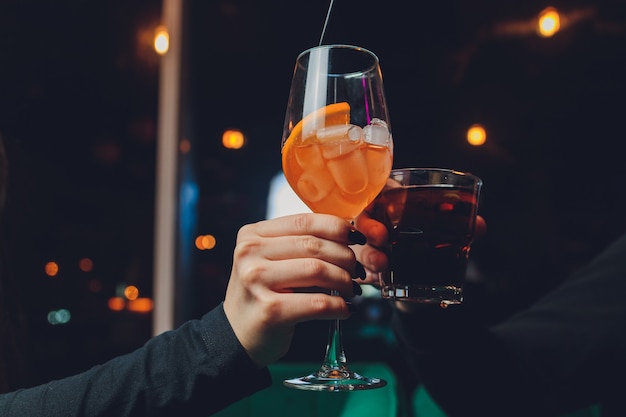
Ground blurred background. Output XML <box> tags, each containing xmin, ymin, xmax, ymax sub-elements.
<box><xmin>1</xmin><ymin>0</ymin><xmax>625</xmax><ymax>393</ymax></box>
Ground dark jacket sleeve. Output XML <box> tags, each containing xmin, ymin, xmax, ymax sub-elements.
<box><xmin>0</xmin><ymin>302</ymin><xmax>272</xmax><ymax>417</ymax></box>
<box><xmin>393</xmin><ymin>233</ymin><xmax>626</xmax><ymax>417</ymax></box>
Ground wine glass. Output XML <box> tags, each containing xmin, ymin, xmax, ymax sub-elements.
<box><xmin>280</xmin><ymin>44</ymin><xmax>394</xmax><ymax>391</ymax></box>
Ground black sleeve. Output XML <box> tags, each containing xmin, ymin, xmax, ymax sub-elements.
<box><xmin>393</xmin><ymin>233</ymin><xmax>626</xmax><ymax>417</ymax></box>
<box><xmin>0</xmin><ymin>302</ymin><xmax>272</xmax><ymax>417</ymax></box>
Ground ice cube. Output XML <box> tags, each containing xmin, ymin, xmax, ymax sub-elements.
<box><xmin>326</xmin><ymin>150</ymin><xmax>368</xmax><ymax>194</ymax></box>
<box><xmin>363</xmin><ymin>118</ymin><xmax>391</xmax><ymax>146</ymax></box>
<box><xmin>295</xmin><ymin>169</ymin><xmax>334</xmax><ymax>203</ymax></box>
<box><xmin>294</xmin><ymin>143</ymin><xmax>325</xmax><ymax>170</ymax></box>
<box><xmin>318</xmin><ymin>125</ymin><xmax>364</xmax><ymax>160</ymax></box>
<box><xmin>365</xmin><ymin>146</ymin><xmax>392</xmax><ymax>191</ymax></box>
<box><xmin>317</xmin><ymin>124</ymin><xmax>363</xmax><ymax>142</ymax></box>
<box><xmin>311</xmin><ymin>186</ymin><xmax>366</xmax><ymax>220</ymax></box>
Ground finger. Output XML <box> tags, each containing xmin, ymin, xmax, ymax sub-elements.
<box><xmin>271</xmin><ymin>292</ymin><xmax>351</xmax><ymax>325</ymax></box>
<box><xmin>235</xmin><ymin>234</ymin><xmax>357</xmax><ymax>272</ymax></box>
<box><xmin>352</xmin><ymin>243</ymin><xmax>388</xmax><ymax>275</ymax></box>
<box><xmin>475</xmin><ymin>215</ymin><xmax>487</xmax><ymax>238</ymax></box>
<box><xmin>246</xmin><ymin>213</ymin><xmax>353</xmax><ymax>243</ymax></box>
<box><xmin>241</xmin><ymin>258</ymin><xmax>357</xmax><ymax>297</ymax></box>
<box><xmin>269</xmin><ymin>235</ymin><xmax>356</xmax><ymax>264</ymax></box>
<box><xmin>353</xmin><ymin>214</ymin><xmax>388</xmax><ymax>248</ymax></box>
<box><xmin>353</xmin><ymin>267</ymin><xmax>381</xmax><ymax>286</ymax></box>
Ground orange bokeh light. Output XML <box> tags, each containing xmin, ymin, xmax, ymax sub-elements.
<box><xmin>180</xmin><ymin>138</ymin><xmax>191</xmax><ymax>154</ymax></box>
<box><xmin>195</xmin><ymin>234</ymin><xmax>217</xmax><ymax>250</ymax></box>
<box><xmin>124</xmin><ymin>285</ymin><xmax>140</xmax><ymax>301</ymax></box>
<box><xmin>108</xmin><ymin>297</ymin><xmax>125</xmax><ymax>311</ymax></box>
<box><xmin>128</xmin><ymin>298</ymin><xmax>154</xmax><ymax>313</ymax></box>
<box><xmin>222</xmin><ymin>129</ymin><xmax>245</xmax><ymax>149</ymax></box>
<box><xmin>45</xmin><ymin>261</ymin><xmax>59</xmax><ymax>277</ymax></box>
<box><xmin>79</xmin><ymin>257</ymin><xmax>94</xmax><ymax>272</ymax></box>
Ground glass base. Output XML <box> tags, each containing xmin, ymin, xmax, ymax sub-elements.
<box><xmin>283</xmin><ymin>365</ymin><xmax>387</xmax><ymax>391</ymax></box>
<box><xmin>381</xmin><ymin>284</ymin><xmax>463</xmax><ymax>306</ymax></box>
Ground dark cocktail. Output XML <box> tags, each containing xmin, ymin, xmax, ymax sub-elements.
<box><xmin>370</xmin><ymin>168</ymin><xmax>482</xmax><ymax>305</ymax></box>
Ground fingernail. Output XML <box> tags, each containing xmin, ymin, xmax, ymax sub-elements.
<box><xmin>352</xmin><ymin>281</ymin><xmax>363</xmax><ymax>296</ymax></box>
<box><xmin>346</xmin><ymin>301</ymin><xmax>357</xmax><ymax>313</ymax></box>
<box><xmin>355</xmin><ymin>262</ymin><xmax>366</xmax><ymax>280</ymax></box>
<box><xmin>348</xmin><ymin>229</ymin><xmax>366</xmax><ymax>245</ymax></box>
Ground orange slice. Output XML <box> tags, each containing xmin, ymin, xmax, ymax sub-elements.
<box><xmin>281</xmin><ymin>102</ymin><xmax>350</xmax><ymax>174</ymax></box>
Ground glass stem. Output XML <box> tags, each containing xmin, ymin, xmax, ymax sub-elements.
<box><xmin>321</xmin><ymin>290</ymin><xmax>347</xmax><ymax>369</ymax></box>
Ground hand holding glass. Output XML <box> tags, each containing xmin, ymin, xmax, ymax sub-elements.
<box><xmin>281</xmin><ymin>44</ymin><xmax>393</xmax><ymax>390</ymax></box>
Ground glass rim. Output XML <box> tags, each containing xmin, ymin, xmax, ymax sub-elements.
<box><xmin>390</xmin><ymin>167</ymin><xmax>482</xmax><ymax>184</ymax></box>
<box><xmin>296</xmin><ymin>43</ymin><xmax>380</xmax><ymax>65</ymax></box>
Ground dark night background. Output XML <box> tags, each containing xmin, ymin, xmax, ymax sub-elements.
<box><xmin>1</xmin><ymin>0</ymin><xmax>625</xmax><ymax>395</ymax></box>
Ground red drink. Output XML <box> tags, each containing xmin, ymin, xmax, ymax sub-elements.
<box><xmin>370</xmin><ymin>169</ymin><xmax>481</xmax><ymax>305</ymax></box>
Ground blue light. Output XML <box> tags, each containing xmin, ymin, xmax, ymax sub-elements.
<box><xmin>47</xmin><ymin>309</ymin><xmax>71</xmax><ymax>325</ymax></box>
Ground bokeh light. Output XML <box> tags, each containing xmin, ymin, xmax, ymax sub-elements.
<box><xmin>79</xmin><ymin>257</ymin><xmax>94</xmax><ymax>272</ymax></box>
<box><xmin>88</xmin><ymin>279</ymin><xmax>102</xmax><ymax>293</ymax></box>
<box><xmin>222</xmin><ymin>129</ymin><xmax>245</xmax><ymax>149</ymax></box>
<box><xmin>195</xmin><ymin>234</ymin><xmax>217</xmax><ymax>250</ymax></box>
<box><xmin>154</xmin><ymin>25</ymin><xmax>169</xmax><ymax>55</ymax></box>
<box><xmin>124</xmin><ymin>285</ymin><xmax>140</xmax><ymax>301</ymax></box>
<box><xmin>538</xmin><ymin>7</ymin><xmax>560</xmax><ymax>37</ymax></box>
<box><xmin>180</xmin><ymin>138</ymin><xmax>191</xmax><ymax>154</ymax></box>
<box><xmin>467</xmin><ymin>124</ymin><xmax>487</xmax><ymax>146</ymax></box>
<box><xmin>108</xmin><ymin>297</ymin><xmax>125</xmax><ymax>311</ymax></box>
<box><xmin>47</xmin><ymin>309</ymin><xmax>71</xmax><ymax>325</ymax></box>
<box><xmin>128</xmin><ymin>298</ymin><xmax>154</xmax><ymax>313</ymax></box>
<box><xmin>45</xmin><ymin>261</ymin><xmax>59</xmax><ymax>277</ymax></box>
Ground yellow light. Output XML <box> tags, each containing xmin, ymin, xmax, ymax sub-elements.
<box><xmin>154</xmin><ymin>26</ymin><xmax>169</xmax><ymax>55</ymax></box>
<box><xmin>467</xmin><ymin>124</ymin><xmax>487</xmax><ymax>146</ymax></box>
<box><xmin>124</xmin><ymin>285</ymin><xmax>140</xmax><ymax>301</ymax></box>
<box><xmin>538</xmin><ymin>7</ymin><xmax>560</xmax><ymax>37</ymax></box>
<box><xmin>195</xmin><ymin>234</ymin><xmax>217</xmax><ymax>250</ymax></box>
<box><xmin>222</xmin><ymin>129</ymin><xmax>245</xmax><ymax>149</ymax></box>
<box><xmin>45</xmin><ymin>261</ymin><xmax>59</xmax><ymax>277</ymax></box>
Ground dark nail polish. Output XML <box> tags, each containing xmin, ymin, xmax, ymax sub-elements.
<box><xmin>348</xmin><ymin>229</ymin><xmax>366</xmax><ymax>245</ymax></box>
<box><xmin>355</xmin><ymin>262</ymin><xmax>366</xmax><ymax>280</ymax></box>
<box><xmin>346</xmin><ymin>301</ymin><xmax>357</xmax><ymax>313</ymax></box>
<box><xmin>352</xmin><ymin>280</ymin><xmax>363</xmax><ymax>296</ymax></box>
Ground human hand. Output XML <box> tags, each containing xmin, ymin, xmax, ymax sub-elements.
<box><xmin>223</xmin><ymin>213</ymin><xmax>365</xmax><ymax>368</ymax></box>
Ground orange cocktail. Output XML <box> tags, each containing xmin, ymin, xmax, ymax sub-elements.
<box><xmin>282</xmin><ymin>102</ymin><xmax>393</xmax><ymax>220</ymax></box>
